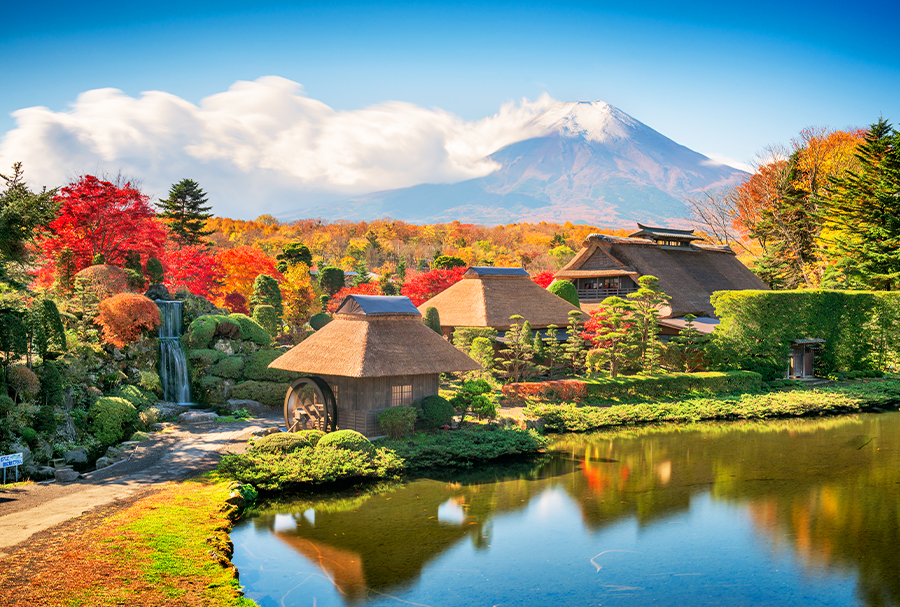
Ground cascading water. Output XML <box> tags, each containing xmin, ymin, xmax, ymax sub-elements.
<box><xmin>157</xmin><ymin>300</ymin><xmax>191</xmax><ymax>404</ymax></box>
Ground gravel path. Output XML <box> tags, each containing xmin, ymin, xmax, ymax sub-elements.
<box><xmin>0</xmin><ymin>413</ymin><xmax>283</xmax><ymax>558</ymax></box>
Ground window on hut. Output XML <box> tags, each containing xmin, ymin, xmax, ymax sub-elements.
<box><xmin>392</xmin><ymin>384</ymin><xmax>413</xmax><ymax>407</ymax></box>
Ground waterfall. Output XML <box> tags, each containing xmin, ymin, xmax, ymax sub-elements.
<box><xmin>157</xmin><ymin>300</ymin><xmax>191</xmax><ymax>405</ymax></box>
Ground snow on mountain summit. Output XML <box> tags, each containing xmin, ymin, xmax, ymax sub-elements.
<box><xmin>530</xmin><ymin>100</ymin><xmax>640</xmax><ymax>142</ymax></box>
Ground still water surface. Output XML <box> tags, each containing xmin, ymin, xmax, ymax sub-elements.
<box><xmin>232</xmin><ymin>412</ymin><xmax>900</xmax><ymax>606</ymax></box>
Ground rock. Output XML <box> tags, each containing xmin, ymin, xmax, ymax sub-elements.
<box><xmin>27</xmin><ymin>465</ymin><xmax>56</xmax><ymax>481</ymax></box>
<box><xmin>251</xmin><ymin>427</ymin><xmax>281</xmax><ymax>437</ymax></box>
<box><xmin>213</xmin><ymin>339</ymin><xmax>234</xmax><ymax>356</ymax></box>
<box><xmin>525</xmin><ymin>418</ymin><xmax>546</xmax><ymax>431</ymax></box>
<box><xmin>105</xmin><ymin>446</ymin><xmax>126</xmax><ymax>461</ymax></box>
<box><xmin>95</xmin><ymin>457</ymin><xmax>112</xmax><ymax>469</ymax></box>
<box><xmin>150</xmin><ymin>403</ymin><xmax>190</xmax><ymax>420</ymax></box>
<box><xmin>54</xmin><ymin>467</ymin><xmax>80</xmax><ymax>482</ymax></box>
<box><xmin>111</xmin><ymin>348</ymin><xmax>126</xmax><ymax>361</ymax></box>
<box><xmin>64</xmin><ymin>449</ymin><xmax>88</xmax><ymax>465</ymax></box>
<box><xmin>145</xmin><ymin>283</ymin><xmax>171</xmax><ymax>301</ymax></box>
<box><xmin>224</xmin><ymin>491</ymin><xmax>245</xmax><ymax>510</ymax></box>
<box><xmin>178</xmin><ymin>411</ymin><xmax>218</xmax><ymax>424</ymax></box>
<box><xmin>226</xmin><ymin>398</ymin><xmax>268</xmax><ymax>416</ymax></box>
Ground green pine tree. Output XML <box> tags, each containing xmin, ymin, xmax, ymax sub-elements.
<box><xmin>250</xmin><ymin>274</ymin><xmax>283</xmax><ymax>318</ymax></box>
<box><xmin>584</xmin><ymin>296</ymin><xmax>635</xmax><ymax>378</ymax></box>
<box><xmin>156</xmin><ymin>178</ymin><xmax>214</xmax><ymax>246</ymax></box>
<box><xmin>626</xmin><ymin>275</ymin><xmax>670</xmax><ymax>373</ymax></box>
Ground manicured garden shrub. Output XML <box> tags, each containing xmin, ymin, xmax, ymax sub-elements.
<box><xmin>244</xmin><ymin>349</ymin><xmax>296</xmax><ymax>383</ymax></box>
<box><xmin>146</xmin><ymin>256</ymin><xmax>164</xmax><ymax>285</ymax></box>
<box><xmin>452</xmin><ymin>327</ymin><xmax>497</xmax><ymax>352</ymax></box>
<box><xmin>188</xmin><ymin>348</ymin><xmax>225</xmax><ymax>368</ymax></box>
<box><xmin>253</xmin><ymin>304</ymin><xmax>280</xmax><ymax>338</ymax></box>
<box><xmin>250</xmin><ymin>274</ymin><xmax>283</xmax><ymax>317</ymax></box>
<box><xmin>39</xmin><ymin>361</ymin><xmax>64</xmax><ymax>407</ymax></box>
<box><xmin>73</xmin><ymin>264</ymin><xmax>130</xmax><ymax>298</ymax></box>
<box><xmin>88</xmin><ymin>396</ymin><xmax>139</xmax><ymax>446</ymax></box>
<box><xmin>378</xmin><ymin>406</ymin><xmax>417</xmax><ymax>439</ymax></box>
<box><xmin>548</xmin><ymin>280</ymin><xmax>580</xmax><ymax>308</ymax></box>
<box><xmin>309</xmin><ymin>312</ymin><xmax>332</xmax><ymax>331</ymax></box>
<box><xmin>210</xmin><ymin>356</ymin><xmax>245</xmax><ymax>379</ymax></box>
<box><xmin>450</xmin><ymin>379</ymin><xmax>497</xmax><ymax>420</ymax></box>
<box><xmin>227</xmin><ymin>313</ymin><xmax>271</xmax><ymax>345</ymax></box>
<box><xmin>423</xmin><ymin>306</ymin><xmax>441</xmax><ymax>334</ymax></box>
<box><xmin>231</xmin><ymin>380</ymin><xmax>290</xmax><ymax>407</ymax></box>
<box><xmin>185</xmin><ymin>315</ymin><xmax>220</xmax><ymax>349</ymax></box>
<box><xmin>199</xmin><ymin>375</ymin><xmax>229</xmax><ymax>404</ymax></box>
<box><xmin>223</xmin><ymin>291</ymin><xmax>250</xmax><ymax>315</ymax></box>
<box><xmin>95</xmin><ymin>293</ymin><xmax>161</xmax><ymax>348</ymax></box>
<box><xmin>253</xmin><ymin>431</ymin><xmax>323</xmax><ymax>454</ymax></box>
<box><xmin>419</xmin><ymin>394</ymin><xmax>455</xmax><ymax>428</ymax></box>
<box><xmin>113</xmin><ymin>384</ymin><xmax>155</xmax><ymax>409</ymax></box>
<box><xmin>316</xmin><ymin>429</ymin><xmax>375</xmax><ymax>455</ymax></box>
<box><xmin>381</xmin><ymin>426</ymin><xmax>549</xmax><ymax>470</ymax></box>
<box><xmin>7</xmin><ymin>365</ymin><xmax>40</xmax><ymax>401</ymax></box>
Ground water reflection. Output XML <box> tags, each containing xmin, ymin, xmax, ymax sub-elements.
<box><xmin>233</xmin><ymin>412</ymin><xmax>900</xmax><ymax>606</ymax></box>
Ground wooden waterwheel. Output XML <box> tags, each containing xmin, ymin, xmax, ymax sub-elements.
<box><xmin>284</xmin><ymin>377</ymin><xmax>337</xmax><ymax>433</ymax></box>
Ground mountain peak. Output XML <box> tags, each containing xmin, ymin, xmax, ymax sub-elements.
<box><xmin>530</xmin><ymin>100</ymin><xmax>639</xmax><ymax>142</ymax></box>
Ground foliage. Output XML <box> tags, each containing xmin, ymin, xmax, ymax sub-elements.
<box><xmin>625</xmin><ymin>275</ymin><xmax>668</xmax><ymax>372</ymax></box>
<box><xmin>668</xmin><ymin>314</ymin><xmax>710</xmax><ymax>372</ymax></box>
<box><xmin>145</xmin><ymin>257</ymin><xmax>164</xmax><ymax>285</ymax></box>
<box><xmin>318</xmin><ymin>266</ymin><xmax>345</xmax><ymax>297</ymax></box>
<box><xmin>7</xmin><ymin>365</ymin><xmax>40</xmax><ymax>402</ymax></box>
<box><xmin>309</xmin><ymin>312</ymin><xmax>332</xmax><ymax>330</ymax></box>
<box><xmin>95</xmin><ymin>293</ymin><xmax>161</xmax><ymax>349</ymax></box>
<box><xmin>0</xmin><ymin>162</ymin><xmax>59</xmax><ymax>283</ymax></box>
<box><xmin>210</xmin><ymin>356</ymin><xmax>245</xmax><ymax>379</ymax></box>
<box><xmin>222</xmin><ymin>291</ymin><xmax>249</xmax><ymax>314</ymax></box>
<box><xmin>250</xmin><ymin>274</ymin><xmax>283</xmax><ymax>318</ymax></box>
<box><xmin>401</xmin><ymin>266</ymin><xmax>466</xmax><ymax>306</ymax></box>
<box><xmin>213</xmin><ymin>246</ymin><xmax>280</xmax><ymax>308</ymax></box>
<box><xmin>275</xmin><ymin>242</ymin><xmax>313</xmax><ymax>273</ymax></box>
<box><xmin>469</xmin><ymin>336</ymin><xmax>495</xmax><ymax>378</ymax></box>
<box><xmin>35</xmin><ymin>175</ymin><xmax>166</xmax><ymax>286</ymax></box>
<box><xmin>244</xmin><ymin>349</ymin><xmax>297</xmax><ymax>383</ymax></box>
<box><xmin>317</xmin><ymin>429</ymin><xmax>376</xmax><ymax>455</ymax></box>
<box><xmin>561</xmin><ymin>310</ymin><xmax>588</xmax><ymax>376</ymax></box>
<box><xmin>532</xmin><ymin>270</ymin><xmax>555</xmax><ymax>288</ymax></box>
<box><xmin>123</xmin><ymin>250</ymin><xmax>145</xmax><ymax>290</ymax></box>
<box><xmin>156</xmin><ymin>178</ymin><xmax>214</xmax><ymax>246</ymax></box>
<box><xmin>230</xmin><ymin>380</ymin><xmax>290</xmax><ymax>406</ymax></box>
<box><xmin>381</xmin><ymin>426</ymin><xmax>548</xmax><ymax>471</ymax></box>
<box><xmin>378</xmin><ymin>405</ymin><xmax>418</xmax><ymax>439</ymax></box>
<box><xmin>498</xmin><ymin>315</ymin><xmax>536</xmax><ymax>382</ymax></box>
<box><xmin>27</xmin><ymin>297</ymin><xmax>67</xmax><ymax>360</ymax></box>
<box><xmin>449</xmin><ymin>379</ymin><xmax>496</xmax><ymax>420</ymax></box>
<box><xmin>452</xmin><ymin>326</ymin><xmax>497</xmax><ymax>352</ymax></box>
<box><xmin>280</xmin><ymin>262</ymin><xmax>320</xmax><ymax>331</ymax></box>
<box><xmin>418</xmin><ymin>394</ymin><xmax>455</xmax><ymax>428</ymax></box>
<box><xmin>112</xmin><ymin>384</ymin><xmax>155</xmax><ymax>409</ymax></box>
<box><xmin>226</xmin><ymin>313</ymin><xmax>272</xmax><ymax>345</ymax></box>
<box><xmin>433</xmin><ymin>255</ymin><xmax>466</xmax><ymax>270</ymax></box>
<box><xmin>161</xmin><ymin>244</ymin><xmax>221</xmax><ymax>298</ymax></box>
<box><xmin>526</xmin><ymin>380</ymin><xmax>900</xmax><ymax>433</ymax></box>
<box><xmin>252</xmin><ymin>430</ymin><xmax>324</xmax><ymax>454</ymax></box>
<box><xmin>88</xmin><ymin>396</ymin><xmax>139</xmax><ymax>446</ymax></box>
<box><xmin>583</xmin><ymin>296</ymin><xmax>634</xmax><ymax>377</ymax></box>
<box><xmin>423</xmin><ymin>306</ymin><xmax>441</xmax><ymax>333</ymax></box>
<box><xmin>547</xmin><ymin>279</ymin><xmax>579</xmax><ymax>308</ymax></box>
<box><xmin>253</xmin><ymin>304</ymin><xmax>280</xmax><ymax>338</ymax></box>
<box><xmin>188</xmin><ymin>348</ymin><xmax>225</xmax><ymax>368</ymax></box>
<box><xmin>326</xmin><ymin>282</ymin><xmax>381</xmax><ymax>312</ymax></box>
<box><xmin>39</xmin><ymin>361</ymin><xmax>63</xmax><ymax>407</ymax></box>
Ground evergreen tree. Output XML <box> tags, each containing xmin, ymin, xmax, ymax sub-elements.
<box><xmin>146</xmin><ymin>257</ymin><xmax>164</xmax><ymax>285</ymax></box>
<box><xmin>318</xmin><ymin>266</ymin><xmax>345</xmax><ymax>297</ymax></box>
<box><xmin>156</xmin><ymin>178</ymin><xmax>214</xmax><ymax>246</ymax></box>
<box><xmin>584</xmin><ymin>297</ymin><xmax>635</xmax><ymax>378</ymax></box>
<box><xmin>250</xmin><ymin>274</ymin><xmax>283</xmax><ymax>318</ymax></box>
<box><xmin>423</xmin><ymin>306</ymin><xmax>441</xmax><ymax>334</ymax></box>
<box><xmin>626</xmin><ymin>275</ymin><xmax>670</xmax><ymax>373</ymax></box>
<box><xmin>498</xmin><ymin>315</ymin><xmax>536</xmax><ymax>382</ymax></box>
<box><xmin>669</xmin><ymin>314</ymin><xmax>709</xmax><ymax>372</ymax></box>
<box><xmin>275</xmin><ymin>242</ymin><xmax>312</xmax><ymax>273</ymax></box>
<box><xmin>824</xmin><ymin>118</ymin><xmax>900</xmax><ymax>289</ymax></box>
<box><xmin>562</xmin><ymin>310</ymin><xmax>587</xmax><ymax>375</ymax></box>
<box><xmin>0</xmin><ymin>162</ymin><xmax>59</xmax><ymax>285</ymax></box>
<box><xmin>396</xmin><ymin>256</ymin><xmax>407</xmax><ymax>281</ymax></box>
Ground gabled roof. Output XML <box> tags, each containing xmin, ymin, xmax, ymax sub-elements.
<box><xmin>418</xmin><ymin>266</ymin><xmax>581</xmax><ymax>331</ymax></box>
<box><xmin>269</xmin><ymin>295</ymin><xmax>480</xmax><ymax>378</ymax></box>
<box><xmin>629</xmin><ymin>224</ymin><xmax>702</xmax><ymax>242</ymax></box>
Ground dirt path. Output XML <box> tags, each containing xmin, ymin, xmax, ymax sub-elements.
<box><xmin>0</xmin><ymin>414</ymin><xmax>282</xmax><ymax>558</ymax></box>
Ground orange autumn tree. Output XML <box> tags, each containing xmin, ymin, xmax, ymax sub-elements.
<box><xmin>213</xmin><ymin>246</ymin><xmax>281</xmax><ymax>307</ymax></box>
<box><xmin>95</xmin><ymin>293</ymin><xmax>161</xmax><ymax>348</ymax></box>
<box><xmin>280</xmin><ymin>263</ymin><xmax>320</xmax><ymax>331</ymax></box>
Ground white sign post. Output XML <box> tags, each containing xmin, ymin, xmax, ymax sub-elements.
<box><xmin>1</xmin><ymin>452</ymin><xmax>24</xmax><ymax>484</ymax></box>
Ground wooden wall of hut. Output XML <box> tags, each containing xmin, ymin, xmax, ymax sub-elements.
<box><xmin>317</xmin><ymin>373</ymin><xmax>440</xmax><ymax>437</ymax></box>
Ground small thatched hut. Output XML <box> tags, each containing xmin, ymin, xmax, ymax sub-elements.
<box><xmin>268</xmin><ymin>295</ymin><xmax>480</xmax><ymax>437</ymax></box>
<box><xmin>417</xmin><ymin>267</ymin><xmax>581</xmax><ymax>336</ymax></box>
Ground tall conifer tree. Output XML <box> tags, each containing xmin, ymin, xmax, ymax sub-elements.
<box><xmin>156</xmin><ymin>179</ymin><xmax>214</xmax><ymax>246</ymax></box>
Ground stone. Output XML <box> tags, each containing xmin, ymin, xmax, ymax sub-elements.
<box><xmin>111</xmin><ymin>348</ymin><xmax>126</xmax><ymax>361</ymax></box>
<box><xmin>105</xmin><ymin>446</ymin><xmax>126</xmax><ymax>461</ymax></box>
<box><xmin>95</xmin><ymin>457</ymin><xmax>112</xmax><ymax>469</ymax></box>
<box><xmin>64</xmin><ymin>449</ymin><xmax>88</xmax><ymax>465</ymax></box>
<box><xmin>251</xmin><ymin>427</ymin><xmax>281</xmax><ymax>437</ymax></box>
<box><xmin>145</xmin><ymin>283</ymin><xmax>171</xmax><ymax>301</ymax></box>
<box><xmin>178</xmin><ymin>411</ymin><xmax>218</xmax><ymax>424</ymax></box>
<box><xmin>54</xmin><ymin>467</ymin><xmax>80</xmax><ymax>482</ymax></box>
<box><xmin>29</xmin><ymin>465</ymin><xmax>56</xmax><ymax>481</ymax></box>
<box><xmin>213</xmin><ymin>339</ymin><xmax>234</xmax><ymax>356</ymax></box>
<box><xmin>226</xmin><ymin>398</ymin><xmax>268</xmax><ymax>416</ymax></box>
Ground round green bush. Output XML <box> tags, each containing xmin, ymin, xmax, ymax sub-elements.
<box><xmin>227</xmin><ymin>313</ymin><xmax>272</xmax><ymax>345</ymax></box>
<box><xmin>378</xmin><ymin>406</ymin><xmax>417</xmax><ymax>439</ymax></box>
<box><xmin>309</xmin><ymin>312</ymin><xmax>332</xmax><ymax>331</ymax></box>
<box><xmin>253</xmin><ymin>430</ymin><xmax>324</xmax><ymax>454</ymax></box>
<box><xmin>185</xmin><ymin>315</ymin><xmax>219</xmax><ymax>349</ymax></box>
<box><xmin>210</xmin><ymin>356</ymin><xmax>245</xmax><ymax>379</ymax></box>
<box><xmin>316</xmin><ymin>429</ymin><xmax>375</xmax><ymax>455</ymax></box>
<box><xmin>419</xmin><ymin>395</ymin><xmax>455</xmax><ymax>428</ymax></box>
<box><xmin>231</xmin><ymin>380</ymin><xmax>290</xmax><ymax>407</ymax></box>
<box><xmin>548</xmin><ymin>280</ymin><xmax>580</xmax><ymax>308</ymax></box>
<box><xmin>88</xmin><ymin>396</ymin><xmax>139</xmax><ymax>446</ymax></box>
<box><xmin>244</xmin><ymin>349</ymin><xmax>297</xmax><ymax>383</ymax></box>
<box><xmin>188</xmin><ymin>348</ymin><xmax>226</xmax><ymax>368</ymax></box>
<box><xmin>113</xmin><ymin>384</ymin><xmax>155</xmax><ymax>409</ymax></box>
<box><xmin>253</xmin><ymin>304</ymin><xmax>280</xmax><ymax>338</ymax></box>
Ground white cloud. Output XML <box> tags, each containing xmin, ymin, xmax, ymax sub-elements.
<box><xmin>702</xmin><ymin>153</ymin><xmax>753</xmax><ymax>174</ymax></box>
<box><xmin>0</xmin><ymin>77</ymin><xmax>556</xmax><ymax>218</ymax></box>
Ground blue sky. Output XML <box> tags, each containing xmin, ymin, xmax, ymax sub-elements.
<box><xmin>1</xmin><ymin>1</ymin><xmax>898</xmax><ymax>217</ymax></box>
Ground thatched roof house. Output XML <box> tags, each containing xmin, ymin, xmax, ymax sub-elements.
<box><xmin>269</xmin><ymin>294</ymin><xmax>479</xmax><ymax>437</ymax></box>
<box><xmin>556</xmin><ymin>224</ymin><xmax>767</xmax><ymax>323</ymax></box>
<box><xmin>417</xmin><ymin>266</ymin><xmax>581</xmax><ymax>335</ymax></box>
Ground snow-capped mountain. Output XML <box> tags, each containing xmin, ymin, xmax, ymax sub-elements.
<box><xmin>289</xmin><ymin>101</ymin><xmax>747</xmax><ymax>226</ymax></box>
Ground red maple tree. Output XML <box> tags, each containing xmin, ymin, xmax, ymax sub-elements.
<box><xmin>400</xmin><ymin>267</ymin><xmax>466</xmax><ymax>306</ymax></box>
<box><xmin>531</xmin><ymin>270</ymin><xmax>555</xmax><ymax>288</ymax></box>
<box><xmin>95</xmin><ymin>293</ymin><xmax>161</xmax><ymax>348</ymax></box>
<box><xmin>161</xmin><ymin>243</ymin><xmax>222</xmax><ymax>298</ymax></box>
<box><xmin>35</xmin><ymin>175</ymin><xmax>166</xmax><ymax>286</ymax></box>
<box><xmin>326</xmin><ymin>283</ymin><xmax>382</xmax><ymax>312</ymax></box>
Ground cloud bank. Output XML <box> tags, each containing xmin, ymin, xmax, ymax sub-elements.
<box><xmin>0</xmin><ymin>77</ymin><xmax>558</xmax><ymax>218</ymax></box>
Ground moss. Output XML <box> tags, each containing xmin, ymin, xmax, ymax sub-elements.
<box><xmin>316</xmin><ymin>429</ymin><xmax>375</xmax><ymax>455</ymax></box>
<box><xmin>231</xmin><ymin>380</ymin><xmax>289</xmax><ymax>407</ymax></box>
<box><xmin>188</xmin><ymin>348</ymin><xmax>226</xmax><ymax>368</ymax></box>
<box><xmin>185</xmin><ymin>315</ymin><xmax>220</xmax><ymax>349</ymax></box>
<box><xmin>253</xmin><ymin>430</ymin><xmax>324</xmax><ymax>454</ymax></box>
<box><xmin>244</xmin><ymin>349</ymin><xmax>297</xmax><ymax>383</ymax></box>
<box><xmin>88</xmin><ymin>396</ymin><xmax>139</xmax><ymax>446</ymax></box>
<box><xmin>130</xmin><ymin>431</ymin><xmax>150</xmax><ymax>441</ymax></box>
<box><xmin>210</xmin><ymin>356</ymin><xmax>245</xmax><ymax>379</ymax></box>
<box><xmin>227</xmin><ymin>313</ymin><xmax>271</xmax><ymax>346</ymax></box>
<box><xmin>199</xmin><ymin>375</ymin><xmax>230</xmax><ymax>404</ymax></box>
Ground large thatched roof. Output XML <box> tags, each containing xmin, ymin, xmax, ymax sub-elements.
<box><xmin>269</xmin><ymin>295</ymin><xmax>479</xmax><ymax>378</ymax></box>
<box><xmin>557</xmin><ymin>233</ymin><xmax>768</xmax><ymax>317</ymax></box>
<box><xmin>417</xmin><ymin>266</ymin><xmax>581</xmax><ymax>331</ymax></box>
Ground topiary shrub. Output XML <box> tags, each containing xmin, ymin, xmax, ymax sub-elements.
<box><xmin>231</xmin><ymin>380</ymin><xmax>290</xmax><ymax>407</ymax></box>
<box><xmin>250</xmin><ymin>274</ymin><xmax>283</xmax><ymax>318</ymax></box>
<box><xmin>316</xmin><ymin>429</ymin><xmax>375</xmax><ymax>455</ymax></box>
<box><xmin>113</xmin><ymin>384</ymin><xmax>155</xmax><ymax>409</ymax></box>
<box><xmin>423</xmin><ymin>306</ymin><xmax>441</xmax><ymax>334</ymax></box>
<box><xmin>88</xmin><ymin>396</ymin><xmax>139</xmax><ymax>446</ymax></box>
<box><xmin>253</xmin><ymin>430</ymin><xmax>324</xmax><ymax>454</ymax></box>
<box><xmin>309</xmin><ymin>312</ymin><xmax>332</xmax><ymax>331</ymax></box>
<box><xmin>40</xmin><ymin>361</ymin><xmax>64</xmax><ymax>407</ymax></box>
<box><xmin>7</xmin><ymin>365</ymin><xmax>40</xmax><ymax>402</ymax></box>
<box><xmin>210</xmin><ymin>356</ymin><xmax>245</xmax><ymax>379</ymax></box>
<box><xmin>378</xmin><ymin>406</ymin><xmax>417</xmax><ymax>439</ymax></box>
<box><xmin>199</xmin><ymin>375</ymin><xmax>230</xmax><ymax>404</ymax></box>
<box><xmin>185</xmin><ymin>315</ymin><xmax>220</xmax><ymax>349</ymax></box>
<box><xmin>188</xmin><ymin>348</ymin><xmax>225</xmax><ymax>368</ymax></box>
<box><xmin>227</xmin><ymin>313</ymin><xmax>271</xmax><ymax>345</ymax></box>
<box><xmin>95</xmin><ymin>293</ymin><xmax>162</xmax><ymax>348</ymax></box>
<box><xmin>244</xmin><ymin>349</ymin><xmax>297</xmax><ymax>383</ymax></box>
<box><xmin>253</xmin><ymin>304</ymin><xmax>280</xmax><ymax>339</ymax></box>
<box><xmin>450</xmin><ymin>379</ymin><xmax>497</xmax><ymax>421</ymax></box>
<box><xmin>146</xmin><ymin>257</ymin><xmax>164</xmax><ymax>285</ymax></box>
<box><xmin>419</xmin><ymin>395</ymin><xmax>455</xmax><ymax>428</ymax></box>
<box><xmin>548</xmin><ymin>280</ymin><xmax>580</xmax><ymax>308</ymax></box>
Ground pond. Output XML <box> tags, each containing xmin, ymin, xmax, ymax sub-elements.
<box><xmin>231</xmin><ymin>411</ymin><xmax>900</xmax><ymax>606</ymax></box>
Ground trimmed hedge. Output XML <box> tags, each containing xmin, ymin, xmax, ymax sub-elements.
<box><xmin>419</xmin><ymin>395</ymin><xmax>455</xmax><ymax>428</ymax></box>
<box><xmin>253</xmin><ymin>431</ymin><xmax>324</xmax><ymax>454</ymax></box>
<box><xmin>188</xmin><ymin>348</ymin><xmax>225</xmax><ymax>368</ymax></box>
<box><xmin>317</xmin><ymin>429</ymin><xmax>375</xmax><ymax>455</ymax></box>
<box><xmin>227</xmin><ymin>313</ymin><xmax>271</xmax><ymax>346</ymax></box>
<box><xmin>88</xmin><ymin>396</ymin><xmax>138</xmax><ymax>446</ymax></box>
<box><xmin>502</xmin><ymin>371</ymin><xmax>762</xmax><ymax>404</ymax></box>
<box><xmin>231</xmin><ymin>380</ymin><xmax>290</xmax><ymax>407</ymax></box>
<box><xmin>185</xmin><ymin>313</ymin><xmax>272</xmax><ymax>349</ymax></box>
<box><xmin>244</xmin><ymin>349</ymin><xmax>297</xmax><ymax>383</ymax></box>
<box><xmin>210</xmin><ymin>356</ymin><xmax>245</xmax><ymax>379</ymax></box>
<box><xmin>548</xmin><ymin>280</ymin><xmax>580</xmax><ymax>308</ymax></box>
<box><xmin>378</xmin><ymin>406</ymin><xmax>417</xmax><ymax>439</ymax></box>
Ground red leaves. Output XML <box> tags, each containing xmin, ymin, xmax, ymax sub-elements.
<box><xmin>400</xmin><ymin>266</ymin><xmax>466</xmax><ymax>306</ymax></box>
<box><xmin>501</xmin><ymin>380</ymin><xmax>587</xmax><ymax>404</ymax></box>
<box><xmin>326</xmin><ymin>283</ymin><xmax>381</xmax><ymax>312</ymax></box>
<box><xmin>161</xmin><ymin>244</ymin><xmax>221</xmax><ymax>298</ymax></box>
<box><xmin>213</xmin><ymin>246</ymin><xmax>280</xmax><ymax>307</ymax></box>
<box><xmin>95</xmin><ymin>293</ymin><xmax>161</xmax><ymax>348</ymax></box>
<box><xmin>531</xmin><ymin>270</ymin><xmax>555</xmax><ymax>288</ymax></box>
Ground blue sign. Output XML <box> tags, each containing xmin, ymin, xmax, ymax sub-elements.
<box><xmin>1</xmin><ymin>453</ymin><xmax>23</xmax><ymax>468</ymax></box>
